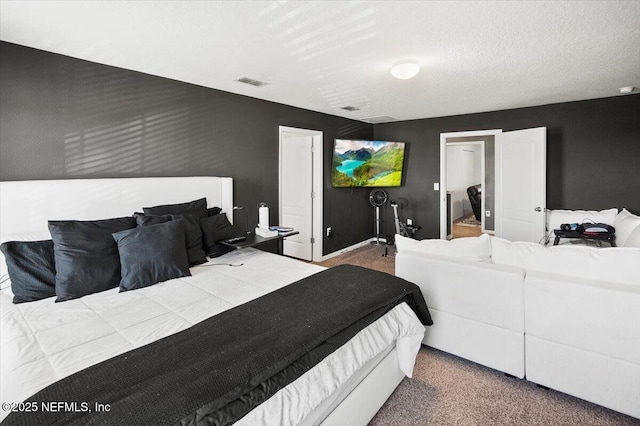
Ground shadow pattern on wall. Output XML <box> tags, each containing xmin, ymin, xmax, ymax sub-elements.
<box><xmin>55</xmin><ymin>60</ymin><xmax>233</xmax><ymax>177</ymax></box>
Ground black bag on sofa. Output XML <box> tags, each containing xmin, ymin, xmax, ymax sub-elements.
<box><xmin>575</xmin><ymin>222</ymin><xmax>615</xmax><ymax>235</ymax></box>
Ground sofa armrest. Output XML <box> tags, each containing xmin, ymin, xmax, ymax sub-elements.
<box><xmin>396</xmin><ymin>252</ymin><xmax>525</xmax><ymax>332</ymax></box>
<box><xmin>525</xmin><ymin>271</ymin><xmax>640</xmax><ymax>365</ymax></box>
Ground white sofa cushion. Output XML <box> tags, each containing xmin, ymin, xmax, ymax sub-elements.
<box><xmin>530</xmin><ymin>246</ymin><xmax>640</xmax><ymax>286</ymax></box>
<box><xmin>525</xmin><ymin>271</ymin><xmax>640</xmax><ymax>419</ymax></box>
<box><xmin>525</xmin><ymin>272</ymin><xmax>640</xmax><ymax>366</ymax></box>
<box><xmin>395</xmin><ymin>234</ymin><xmax>492</xmax><ymax>262</ymax></box>
<box><xmin>491</xmin><ymin>237</ymin><xmax>547</xmax><ymax>269</ymax></box>
<box><xmin>615</xmin><ymin>208</ymin><xmax>640</xmax><ymax>247</ymax></box>
<box><xmin>625</xmin><ymin>225</ymin><xmax>640</xmax><ymax>249</ymax></box>
<box><xmin>492</xmin><ymin>237</ymin><xmax>640</xmax><ymax>286</ymax></box>
<box><xmin>547</xmin><ymin>208</ymin><xmax>617</xmax><ymax>231</ymax></box>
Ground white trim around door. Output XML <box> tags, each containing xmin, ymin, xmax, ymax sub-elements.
<box><xmin>439</xmin><ymin>129</ymin><xmax>502</xmax><ymax>240</ymax></box>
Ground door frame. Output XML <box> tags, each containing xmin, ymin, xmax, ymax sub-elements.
<box><xmin>439</xmin><ymin>129</ymin><xmax>502</xmax><ymax>240</ymax></box>
<box><xmin>278</xmin><ymin>126</ymin><xmax>323</xmax><ymax>261</ymax></box>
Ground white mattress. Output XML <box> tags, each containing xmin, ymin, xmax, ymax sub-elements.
<box><xmin>1</xmin><ymin>248</ymin><xmax>425</xmax><ymax>423</ymax></box>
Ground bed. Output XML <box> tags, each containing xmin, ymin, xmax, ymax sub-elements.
<box><xmin>0</xmin><ymin>176</ymin><xmax>432</xmax><ymax>425</ymax></box>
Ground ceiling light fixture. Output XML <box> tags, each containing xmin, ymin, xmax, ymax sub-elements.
<box><xmin>619</xmin><ymin>86</ymin><xmax>635</xmax><ymax>94</ymax></box>
<box><xmin>391</xmin><ymin>60</ymin><xmax>420</xmax><ymax>80</ymax></box>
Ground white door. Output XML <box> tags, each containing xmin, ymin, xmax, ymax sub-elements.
<box><xmin>280</xmin><ymin>133</ymin><xmax>313</xmax><ymax>260</ymax></box>
<box><xmin>495</xmin><ymin>127</ymin><xmax>547</xmax><ymax>243</ymax></box>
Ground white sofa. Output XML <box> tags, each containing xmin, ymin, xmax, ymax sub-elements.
<box><xmin>547</xmin><ymin>207</ymin><xmax>639</xmax><ymax>246</ymax></box>
<box><xmin>395</xmin><ymin>213</ymin><xmax>640</xmax><ymax>419</ymax></box>
<box><xmin>395</xmin><ymin>236</ymin><xmax>526</xmax><ymax>379</ymax></box>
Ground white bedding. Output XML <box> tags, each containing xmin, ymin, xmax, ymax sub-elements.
<box><xmin>238</xmin><ymin>302</ymin><xmax>424</xmax><ymax>426</ymax></box>
<box><xmin>1</xmin><ymin>248</ymin><xmax>425</xmax><ymax>423</ymax></box>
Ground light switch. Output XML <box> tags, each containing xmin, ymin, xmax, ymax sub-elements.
<box><xmin>434</xmin><ymin>183</ymin><xmax>440</xmax><ymax>191</ymax></box>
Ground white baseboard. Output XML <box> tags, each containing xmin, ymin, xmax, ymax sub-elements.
<box><xmin>320</xmin><ymin>238</ymin><xmax>387</xmax><ymax>262</ymax></box>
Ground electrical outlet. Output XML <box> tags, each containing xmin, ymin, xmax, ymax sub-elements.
<box><xmin>406</xmin><ymin>218</ymin><xmax>413</xmax><ymax>226</ymax></box>
<box><xmin>485</xmin><ymin>210</ymin><xmax>491</xmax><ymax>217</ymax></box>
<box><xmin>326</xmin><ymin>227</ymin><xmax>333</xmax><ymax>237</ymax></box>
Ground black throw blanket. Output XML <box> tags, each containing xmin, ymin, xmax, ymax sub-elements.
<box><xmin>4</xmin><ymin>265</ymin><xmax>432</xmax><ymax>426</ymax></box>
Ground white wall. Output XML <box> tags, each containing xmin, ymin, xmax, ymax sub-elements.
<box><xmin>447</xmin><ymin>144</ymin><xmax>482</xmax><ymax>220</ymax></box>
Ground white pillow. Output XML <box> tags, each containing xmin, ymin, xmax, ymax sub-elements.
<box><xmin>547</xmin><ymin>208</ymin><xmax>618</xmax><ymax>231</ymax></box>
<box><xmin>395</xmin><ymin>233</ymin><xmax>492</xmax><ymax>262</ymax></box>
<box><xmin>614</xmin><ymin>208</ymin><xmax>640</xmax><ymax>247</ymax></box>
<box><xmin>490</xmin><ymin>237</ymin><xmax>546</xmax><ymax>269</ymax></box>
<box><xmin>528</xmin><ymin>246</ymin><xmax>640</xmax><ymax>286</ymax></box>
<box><xmin>624</xmin><ymin>225</ymin><xmax>640</xmax><ymax>249</ymax></box>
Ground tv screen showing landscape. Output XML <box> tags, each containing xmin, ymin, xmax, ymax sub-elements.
<box><xmin>332</xmin><ymin>139</ymin><xmax>406</xmax><ymax>187</ymax></box>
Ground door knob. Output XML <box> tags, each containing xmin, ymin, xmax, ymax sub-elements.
<box><xmin>534</xmin><ymin>207</ymin><xmax>542</xmax><ymax>212</ymax></box>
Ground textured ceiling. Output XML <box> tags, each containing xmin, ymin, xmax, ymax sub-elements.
<box><xmin>1</xmin><ymin>0</ymin><xmax>639</xmax><ymax>123</ymax></box>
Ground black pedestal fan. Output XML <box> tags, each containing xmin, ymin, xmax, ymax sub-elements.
<box><xmin>369</xmin><ymin>189</ymin><xmax>388</xmax><ymax>246</ymax></box>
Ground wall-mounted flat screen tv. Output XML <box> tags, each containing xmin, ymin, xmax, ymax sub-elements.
<box><xmin>332</xmin><ymin>139</ymin><xmax>406</xmax><ymax>187</ymax></box>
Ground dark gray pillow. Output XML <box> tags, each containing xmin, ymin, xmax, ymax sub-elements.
<box><xmin>207</xmin><ymin>206</ymin><xmax>222</xmax><ymax>217</ymax></box>
<box><xmin>627</xmin><ymin>207</ymin><xmax>640</xmax><ymax>216</ymax></box>
<box><xmin>134</xmin><ymin>212</ymin><xmax>169</xmax><ymax>227</ymax></box>
<box><xmin>135</xmin><ymin>213</ymin><xmax>206</xmax><ymax>266</ymax></box>
<box><xmin>113</xmin><ymin>220</ymin><xmax>191</xmax><ymax>292</ymax></box>
<box><xmin>0</xmin><ymin>240</ymin><xmax>56</xmax><ymax>304</ymax></box>
<box><xmin>143</xmin><ymin>198</ymin><xmax>207</xmax><ymax>218</ymax></box>
<box><xmin>48</xmin><ymin>217</ymin><xmax>136</xmax><ymax>302</ymax></box>
<box><xmin>200</xmin><ymin>213</ymin><xmax>240</xmax><ymax>257</ymax></box>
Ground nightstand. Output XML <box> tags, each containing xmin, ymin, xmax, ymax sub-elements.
<box><xmin>220</xmin><ymin>231</ymin><xmax>299</xmax><ymax>255</ymax></box>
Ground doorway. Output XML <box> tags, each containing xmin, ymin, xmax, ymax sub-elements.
<box><xmin>440</xmin><ymin>129</ymin><xmax>501</xmax><ymax>240</ymax></box>
<box><xmin>447</xmin><ymin>141</ymin><xmax>484</xmax><ymax>239</ymax></box>
<box><xmin>279</xmin><ymin>126</ymin><xmax>323</xmax><ymax>261</ymax></box>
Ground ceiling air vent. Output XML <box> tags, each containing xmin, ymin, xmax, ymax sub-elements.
<box><xmin>340</xmin><ymin>106</ymin><xmax>360</xmax><ymax>112</ymax></box>
<box><xmin>235</xmin><ymin>77</ymin><xmax>269</xmax><ymax>87</ymax></box>
<box><xmin>365</xmin><ymin>116</ymin><xmax>396</xmax><ymax>124</ymax></box>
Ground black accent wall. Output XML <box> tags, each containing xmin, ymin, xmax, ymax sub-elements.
<box><xmin>2</xmin><ymin>41</ymin><xmax>639</xmax><ymax>249</ymax></box>
<box><xmin>0</xmin><ymin>41</ymin><xmax>374</xmax><ymax>255</ymax></box>
<box><xmin>375</xmin><ymin>95</ymin><xmax>640</xmax><ymax>238</ymax></box>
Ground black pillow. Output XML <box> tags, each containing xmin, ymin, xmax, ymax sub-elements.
<box><xmin>626</xmin><ymin>207</ymin><xmax>640</xmax><ymax>216</ymax></box>
<box><xmin>134</xmin><ymin>212</ymin><xmax>169</xmax><ymax>227</ymax></box>
<box><xmin>207</xmin><ymin>206</ymin><xmax>222</xmax><ymax>217</ymax></box>
<box><xmin>113</xmin><ymin>221</ymin><xmax>191</xmax><ymax>292</ymax></box>
<box><xmin>200</xmin><ymin>213</ymin><xmax>240</xmax><ymax>257</ymax></box>
<box><xmin>143</xmin><ymin>198</ymin><xmax>208</xmax><ymax>218</ymax></box>
<box><xmin>135</xmin><ymin>213</ymin><xmax>207</xmax><ymax>266</ymax></box>
<box><xmin>0</xmin><ymin>240</ymin><xmax>56</xmax><ymax>304</ymax></box>
<box><xmin>48</xmin><ymin>217</ymin><xmax>136</xmax><ymax>302</ymax></box>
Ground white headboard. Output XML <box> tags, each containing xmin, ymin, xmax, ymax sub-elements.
<box><xmin>0</xmin><ymin>177</ymin><xmax>233</xmax><ymax>240</ymax></box>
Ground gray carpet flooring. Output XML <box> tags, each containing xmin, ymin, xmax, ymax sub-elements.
<box><xmin>370</xmin><ymin>347</ymin><xmax>637</xmax><ymax>426</ymax></box>
<box><xmin>315</xmin><ymin>244</ymin><xmax>639</xmax><ymax>426</ymax></box>
<box><xmin>315</xmin><ymin>242</ymin><xmax>395</xmax><ymax>275</ymax></box>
